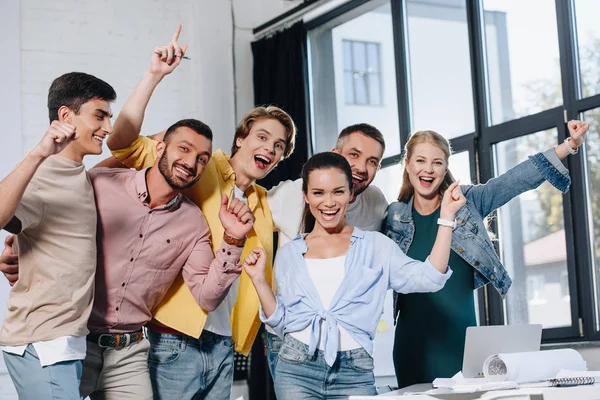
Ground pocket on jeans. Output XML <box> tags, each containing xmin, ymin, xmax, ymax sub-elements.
<box><xmin>148</xmin><ymin>343</ymin><xmax>181</xmax><ymax>365</ymax></box>
<box><xmin>220</xmin><ymin>336</ymin><xmax>234</xmax><ymax>349</ymax></box>
<box><xmin>278</xmin><ymin>343</ymin><xmax>308</xmax><ymax>364</ymax></box>
<box><xmin>348</xmin><ymin>353</ymin><xmax>374</xmax><ymax>372</ymax></box>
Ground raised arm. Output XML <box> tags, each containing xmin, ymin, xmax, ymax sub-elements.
<box><xmin>389</xmin><ymin>182</ymin><xmax>466</xmax><ymax>293</ymax></box>
<box><xmin>0</xmin><ymin>121</ymin><xmax>76</xmax><ymax>230</ymax></box>
<box><xmin>182</xmin><ymin>194</ymin><xmax>255</xmax><ymax>311</ymax></box>
<box><xmin>243</xmin><ymin>248</ymin><xmax>277</xmax><ymax>317</ymax></box>
<box><xmin>464</xmin><ymin>120</ymin><xmax>589</xmax><ymax>218</ymax></box>
<box><xmin>107</xmin><ymin>25</ymin><xmax>187</xmax><ymax>151</ymax></box>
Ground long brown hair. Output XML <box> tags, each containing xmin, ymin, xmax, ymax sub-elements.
<box><xmin>397</xmin><ymin>130</ymin><xmax>456</xmax><ymax>202</ymax></box>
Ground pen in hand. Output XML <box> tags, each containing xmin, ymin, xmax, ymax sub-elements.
<box><xmin>154</xmin><ymin>51</ymin><xmax>191</xmax><ymax>60</ymax></box>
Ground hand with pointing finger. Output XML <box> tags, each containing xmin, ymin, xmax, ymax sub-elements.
<box><xmin>150</xmin><ymin>24</ymin><xmax>189</xmax><ymax>77</ymax></box>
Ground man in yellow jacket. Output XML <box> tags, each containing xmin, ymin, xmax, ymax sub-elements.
<box><xmin>106</xmin><ymin>26</ymin><xmax>297</xmax><ymax>400</ymax></box>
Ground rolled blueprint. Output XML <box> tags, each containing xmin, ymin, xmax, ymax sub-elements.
<box><xmin>483</xmin><ymin>349</ymin><xmax>586</xmax><ymax>383</ymax></box>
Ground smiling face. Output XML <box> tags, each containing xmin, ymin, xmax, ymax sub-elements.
<box><xmin>405</xmin><ymin>141</ymin><xmax>448</xmax><ymax>200</ymax></box>
<box><xmin>233</xmin><ymin>117</ymin><xmax>288</xmax><ymax>181</ymax></box>
<box><xmin>63</xmin><ymin>98</ymin><xmax>113</xmax><ymax>156</ymax></box>
<box><xmin>304</xmin><ymin>167</ymin><xmax>353</xmax><ymax>231</ymax></box>
<box><xmin>156</xmin><ymin>126</ymin><xmax>213</xmax><ymax>190</ymax></box>
<box><xmin>333</xmin><ymin>132</ymin><xmax>383</xmax><ymax>196</ymax></box>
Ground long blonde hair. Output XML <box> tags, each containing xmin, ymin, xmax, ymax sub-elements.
<box><xmin>397</xmin><ymin>130</ymin><xmax>456</xmax><ymax>202</ymax></box>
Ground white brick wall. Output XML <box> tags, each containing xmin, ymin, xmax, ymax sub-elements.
<box><xmin>0</xmin><ymin>0</ymin><xmax>303</xmax><ymax>376</ymax></box>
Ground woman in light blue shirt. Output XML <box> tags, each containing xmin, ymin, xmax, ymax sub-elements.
<box><xmin>242</xmin><ymin>152</ymin><xmax>466</xmax><ymax>399</ymax></box>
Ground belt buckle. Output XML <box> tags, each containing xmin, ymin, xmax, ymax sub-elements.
<box><xmin>97</xmin><ymin>333</ymin><xmax>114</xmax><ymax>348</ymax></box>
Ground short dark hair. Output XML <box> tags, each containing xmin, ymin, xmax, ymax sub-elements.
<box><xmin>336</xmin><ymin>123</ymin><xmax>386</xmax><ymax>154</ymax></box>
<box><xmin>300</xmin><ymin>152</ymin><xmax>353</xmax><ymax>233</ymax></box>
<box><xmin>163</xmin><ymin>118</ymin><xmax>213</xmax><ymax>143</ymax></box>
<box><xmin>48</xmin><ymin>72</ymin><xmax>116</xmax><ymax>123</ymax></box>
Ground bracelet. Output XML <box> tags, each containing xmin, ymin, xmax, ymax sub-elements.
<box><xmin>564</xmin><ymin>137</ymin><xmax>579</xmax><ymax>155</ymax></box>
<box><xmin>437</xmin><ymin>218</ymin><xmax>457</xmax><ymax>229</ymax></box>
<box><xmin>223</xmin><ymin>232</ymin><xmax>246</xmax><ymax>247</ymax></box>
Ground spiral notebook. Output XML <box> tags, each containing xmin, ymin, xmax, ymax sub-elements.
<box><xmin>522</xmin><ymin>370</ymin><xmax>599</xmax><ymax>388</ymax></box>
<box><xmin>544</xmin><ymin>376</ymin><xmax>595</xmax><ymax>387</ymax></box>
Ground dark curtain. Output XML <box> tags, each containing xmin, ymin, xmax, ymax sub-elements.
<box><xmin>253</xmin><ymin>21</ymin><xmax>310</xmax><ymax>190</ymax></box>
<box><xmin>246</xmin><ymin>21</ymin><xmax>309</xmax><ymax>400</ymax></box>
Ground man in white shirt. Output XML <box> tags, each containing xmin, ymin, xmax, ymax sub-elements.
<box><xmin>265</xmin><ymin>123</ymin><xmax>389</xmax><ymax>375</ymax></box>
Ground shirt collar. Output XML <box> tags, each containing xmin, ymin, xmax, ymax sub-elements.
<box><xmin>134</xmin><ymin>168</ymin><xmax>182</xmax><ymax>210</ymax></box>
<box><xmin>213</xmin><ymin>149</ymin><xmax>256</xmax><ymax>198</ymax></box>
<box><xmin>292</xmin><ymin>227</ymin><xmax>365</xmax><ymax>254</ymax></box>
<box><xmin>213</xmin><ymin>150</ymin><xmax>236</xmax><ymax>182</ymax></box>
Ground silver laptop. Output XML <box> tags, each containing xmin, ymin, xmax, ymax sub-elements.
<box><xmin>462</xmin><ymin>324</ymin><xmax>542</xmax><ymax>378</ymax></box>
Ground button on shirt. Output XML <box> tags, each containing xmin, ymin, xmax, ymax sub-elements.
<box><xmin>262</xmin><ymin>228</ymin><xmax>452</xmax><ymax>367</ymax></box>
<box><xmin>87</xmin><ymin>168</ymin><xmax>243</xmax><ymax>333</ymax></box>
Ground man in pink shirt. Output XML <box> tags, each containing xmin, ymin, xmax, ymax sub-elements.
<box><xmin>79</xmin><ymin>115</ymin><xmax>254</xmax><ymax>399</ymax></box>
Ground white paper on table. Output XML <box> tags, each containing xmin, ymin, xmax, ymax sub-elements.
<box><xmin>432</xmin><ymin>372</ymin><xmax>518</xmax><ymax>392</ymax></box>
<box><xmin>555</xmin><ymin>368</ymin><xmax>600</xmax><ymax>379</ymax></box>
<box><xmin>483</xmin><ymin>349</ymin><xmax>587</xmax><ymax>383</ymax></box>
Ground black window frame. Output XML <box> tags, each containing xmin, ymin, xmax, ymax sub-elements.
<box><xmin>302</xmin><ymin>0</ymin><xmax>600</xmax><ymax>344</ymax></box>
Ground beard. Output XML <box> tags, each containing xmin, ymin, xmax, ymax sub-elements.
<box><xmin>158</xmin><ymin>152</ymin><xmax>200</xmax><ymax>190</ymax></box>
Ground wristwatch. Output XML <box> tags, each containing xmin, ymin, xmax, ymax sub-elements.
<box><xmin>223</xmin><ymin>232</ymin><xmax>246</xmax><ymax>247</ymax></box>
<box><xmin>564</xmin><ymin>137</ymin><xmax>579</xmax><ymax>155</ymax></box>
<box><xmin>437</xmin><ymin>218</ymin><xmax>457</xmax><ymax>229</ymax></box>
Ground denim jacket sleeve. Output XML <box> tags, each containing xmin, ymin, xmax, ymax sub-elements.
<box><xmin>386</xmin><ymin>236</ymin><xmax>453</xmax><ymax>293</ymax></box>
<box><xmin>463</xmin><ymin>148</ymin><xmax>571</xmax><ymax>218</ymax></box>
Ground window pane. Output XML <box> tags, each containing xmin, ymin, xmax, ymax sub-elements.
<box><xmin>309</xmin><ymin>2</ymin><xmax>400</xmax><ymax>158</ymax></box>
<box><xmin>368</xmin><ymin>74</ymin><xmax>381</xmax><ymax>106</ymax></box>
<box><xmin>344</xmin><ymin>71</ymin><xmax>354</xmax><ymax>104</ymax></box>
<box><xmin>494</xmin><ymin>129</ymin><xmax>572</xmax><ymax>329</ymax></box>
<box><xmin>354</xmin><ymin>74</ymin><xmax>368</xmax><ymax>105</ymax></box>
<box><xmin>574</xmin><ymin>0</ymin><xmax>600</xmax><ymax>99</ymax></box>
<box><xmin>367</xmin><ymin>42</ymin><xmax>380</xmax><ymax>72</ymax></box>
<box><xmin>582</xmin><ymin>108</ymin><xmax>600</xmax><ymax>331</ymax></box>
<box><xmin>343</xmin><ymin>40</ymin><xmax>353</xmax><ymax>71</ymax></box>
<box><xmin>406</xmin><ymin>0</ymin><xmax>475</xmax><ymax>138</ymax></box>
<box><xmin>372</xmin><ymin>162</ymin><xmax>402</xmax><ymax>204</ymax></box>
<box><xmin>483</xmin><ymin>0</ymin><xmax>562</xmax><ymax>124</ymax></box>
<box><xmin>449</xmin><ymin>150</ymin><xmax>472</xmax><ymax>185</ymax></box>
<box><xmin>352</xmin><ymin>41</ymin><xmax>367</xmax><ymax>72</ymax></box>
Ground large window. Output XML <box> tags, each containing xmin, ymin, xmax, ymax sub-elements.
<box><xmin>307</xmin><ymin>0</ymin><xmax>600</xmax><ymax>344</ymax></box>
<box><xmin>494</xmin><ymin>129</ymin><xmax>572</xmax><ymax>329</ymax></box>
<box><xmin>309</xmin><ymin>1</ymin><xmax>400</xmax><ymax>158</ymax></box>
<box><xmin>483</xmin><ymin>0</ymin><xmax>563</xmax><ymax>124</ymax></box>
<box><xmin>406</xmin><ymin>0</ymin><xmax>475</xmax><ymax>138</ymax></box>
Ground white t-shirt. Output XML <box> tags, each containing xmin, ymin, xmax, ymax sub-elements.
<box><xmin>290</xmin><ymin>255</ymin><xmax>360</xmax><ymax>351</ymax></box>
<box><xmin>203</xmin><ymin>185</ymin><xmax>247</xmax><ymax>337</ymax></box>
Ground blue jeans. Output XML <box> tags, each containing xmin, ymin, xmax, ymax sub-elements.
<box><xmin>274</xmin><ymin>335</ymin><xmax>377</xmax><ymax>399</ymax></box>
<box><xmin>3</xmin><ymin>345</ymin><xmax>83</xmax><ymax>399</ymax></box>
<box><xmin>147</xmin><ymin>328</ymin><xmax>234</xmax><ymax>400</ymax></box>
<box><xmin>265</xmin><ymin>330</ymin><xmax>282</xmax><ymax>379</ymax></box>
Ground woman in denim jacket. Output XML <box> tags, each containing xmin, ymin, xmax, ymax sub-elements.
<box><xmin>385</xmin><ymin>121</ymin><xmax>589</xmax><ymax>388</ymax></box>
<box><xmin>242</xmin><ymin>152</ymin><xmax>465</xmax><ymax>399</ymax></box>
